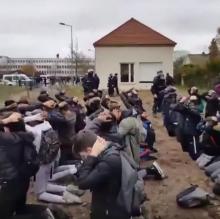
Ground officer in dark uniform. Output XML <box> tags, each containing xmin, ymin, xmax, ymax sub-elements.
<box><xmin>108</xmin><ymin>74</ymin><xmax>114</xmax><ymax>96</ymax></box>
<box><xmin>151</xmin><ymin>71</ymin><xmax>166</xmax><ymax>115</ymax></box>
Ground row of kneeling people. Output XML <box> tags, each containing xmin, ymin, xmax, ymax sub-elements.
<box><xmin>158</xmin><ymin>84</ymin><xmax>220</xmax><ymax>196</ymax></box>
<box><xmin>0</xmin><ymin>88</ymin><xmax>166</xmax><ymax>219</ymax></box>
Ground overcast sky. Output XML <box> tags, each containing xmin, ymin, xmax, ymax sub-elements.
<box><xmin>0</xmin><ymin>0</ymin><xmax>219</xmax><ymax>58</ymax></box>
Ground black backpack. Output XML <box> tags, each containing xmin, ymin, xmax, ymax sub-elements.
<box><xmin>38</xmin><ymin>129</ymin><xmax>60</xmax><ymax>165</ymax></box>
<box><xmin>19</xmin><ymin>140</ymin><xmax>40</xmax><ymax>178</ymax></box>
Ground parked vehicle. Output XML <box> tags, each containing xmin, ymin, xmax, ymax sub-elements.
<box><xmin>2</xmin><ymin>74</ymin><xmax>32</xmax><ymax>86</ymax></box>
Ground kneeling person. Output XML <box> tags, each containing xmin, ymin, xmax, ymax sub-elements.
<box><xmin>73</xmin><ymin>130</ymin><xmax>130</xmax><ymax>219</ymax></box>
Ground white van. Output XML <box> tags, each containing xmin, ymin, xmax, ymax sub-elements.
<box><xmin>2</xmin><ymin>74</ymin><xmax>32</xmax><ymax>86</ymax></box>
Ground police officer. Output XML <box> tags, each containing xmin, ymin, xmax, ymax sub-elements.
<box><xmin>151</xmin><ymin>71</ymin><xmax>166</xmax><ymax>115</ymax></box>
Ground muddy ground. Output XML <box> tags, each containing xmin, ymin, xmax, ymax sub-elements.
<box><xmin>26</xmin><ymin>90</ymin><xmax>220</xmax><ymax>219</ymax></box>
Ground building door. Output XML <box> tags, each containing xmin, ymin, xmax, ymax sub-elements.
<box><xmin>139</xmin><ymin>62</ymin><xmax>163</xmax><ymax>89</ymax></box>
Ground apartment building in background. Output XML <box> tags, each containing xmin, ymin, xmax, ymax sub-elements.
<box><xmin>0</xmin><ymin>56</ymin><xmax>94</xmax><ymax>77</ymax></box>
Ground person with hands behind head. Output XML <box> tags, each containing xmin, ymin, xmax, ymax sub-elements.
<box><xmin>1</xmin><ymin>112</ymin><xmax>22</xmax><ymax>125</ymax></box>
<box><xmin>97</xmin><ymin>111</ymin><xmax>113</xmax><ymax>123</ymax></box>
<box><xmin>74</xmin><ymin>130</ymin><xmax>130</xmax><ymax>219</ymax></box>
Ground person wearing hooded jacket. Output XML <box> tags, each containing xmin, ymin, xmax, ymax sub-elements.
<box><xmin>173</xmin><ymin>96</ymin><xmax>202</xmax><ymax>160</ymax></box>
<box><xmin>74</xmin><ymin>130</ymin><xmax>130</xmax><ymax>219</ymax></box>
<box><xmin>43</xmin><ymin>100</ymin><xmax>76</xmax><ymax>164</ymax></box>
<box><xmin>0</xmin><ymin>113</ymin><xmax>40</xmax><ymax>219</ymax></box>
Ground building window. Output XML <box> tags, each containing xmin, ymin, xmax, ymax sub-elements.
<box><xmin>120</xmin><ymin>63</ymin><xmax>134</xmax><ymax>83</ymax></box>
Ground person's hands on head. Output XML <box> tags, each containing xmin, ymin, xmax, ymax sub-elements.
<box><xmin>43</xmin><ymin>100</ymin><xmax>57</xmax><ymax>109</ymax></box>
<box><xmin>41</xmin><ymin>111</ymin><xmax>48</xmax><ymax>120</ymax></box>
<box><xmin>98</xmin><ymin>112</ymin><xmax>113</xmax><ymax>123</ymax></box>
<box><xmin>58</xmin><ymin>101</ymin><xmax>67</xmax><ymax>109</ymax></box>
<box><xmin>90</xmin><ymin>136</ymin><xmax>107</xmax><ymax>157</ymax></box>
<box><xmin>141</xmin><ymin>111</ymin><xmax>148</xmax><ymax>119</ymax></box>
<box><xmin>18</xmin><ymin>103</ymin><xmax>29</xmax><ymax>108</ymax></box>
<box><xmin>34</xmin><ymin>113</ymin><xmax>44</xmax><ymax>121</ymax></box>
<box><xmin>180</xmin><ymin>96</ymin><xmax>188</xmax><ymax>103</ymax></box>
<box><xmin>111</xmin><ymin>108</ymin><xmax>122</xmax><ymax>121</ymax></box>
<box><xmin>6</xmin><ymin>102</ymin><xmax>17</xmax><ymax>109</ymax></box>
<box><xmin>73</xmin><ymin>97</ymin><xmax>79</xmax><ymax>104</ymax></box>
<box><xmin>2</xmin><ymin>112</ymin><xmax>22</xmax><ymax>124</ymax></box>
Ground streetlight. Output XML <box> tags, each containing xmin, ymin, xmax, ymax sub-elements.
<box><xmin>88</xmin><ymin>49</ymin><xmax>95</xmax><ymax>72</ymax></box>
<box><xmin>59</xmin><ymin>22</ymin><xmax>77</xmax><ymax>79</ymax></box>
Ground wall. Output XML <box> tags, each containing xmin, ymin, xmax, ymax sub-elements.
<box><xmin>95</xmin><ymin>46</ymin><xmax>174</xmax><ymax>89</ymax></box>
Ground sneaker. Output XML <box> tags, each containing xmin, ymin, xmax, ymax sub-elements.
<box><xmin>63</xmin><ymin>191</ymin><xmax>82</xmax><ymax>204</ymax></box>
<box><xmin>45</xmin><ymin>208</ymin><xmax>55</xmax><ymax>219</ymax></box>
<box><xmin>145</xmin><ymin>162</ymin><xmax>165</xmax><ymax>180</ymax></box>
<box><xmin>152</xmin><ymin>161</ymin><xmax>166</xmax><ymax>179</ymax></box>
<box><xmin>66</xmin><ymin>184</ymin><xmax>85</xmax><ymax>197</ymax></box>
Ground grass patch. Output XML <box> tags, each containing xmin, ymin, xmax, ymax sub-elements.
<box><xmin>176</xmin><ymin>85</ymin><xmax>208</xmax><ymax>95</ymax></box>
<box><xmin>65</xmin><ymin>85</ymin><xmax>84</xmax><ymax>99</ymax></box>
<box><xmin>0</xmin><ymin>85</ymin><xmax>25</xmax><ymax>105</ymax></box>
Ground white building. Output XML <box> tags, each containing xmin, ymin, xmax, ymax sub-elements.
<box><xmin>94</xmin><ymin>18</ymin><xmax>176</xmax><ymax>89</ymax></box>
<box><xmin>0</xmin><ymin>56</ymin><xmax>94</xmax><ymax>77</ymax></box>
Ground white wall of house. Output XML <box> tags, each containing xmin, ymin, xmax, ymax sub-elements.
<box><xmin>95</xmin><ymin>46</ymin><xmax>174</xmax><ymax>90</ymax></box>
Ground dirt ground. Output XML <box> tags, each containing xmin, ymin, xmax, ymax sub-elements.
<box><xmin>25</xmin><ymin>89</ymin><xmax>220</xmax><ymax>219</ymax></box>
<box><xmin>139</xmin><ymin>91</ymin><xmax>218</xmax><ymax>219</ymax></box>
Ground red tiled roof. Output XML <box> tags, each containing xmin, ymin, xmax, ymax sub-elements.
<box><xmin>94</xmin><ymin>18</ymin><xmax>176</xmax><ymax>47</ymax></box>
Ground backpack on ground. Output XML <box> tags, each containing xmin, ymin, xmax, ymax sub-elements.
<box><xmin>38</xmin><ymin>129</ymin><xmax>60</xmax><ymax>164</ymax></box>
<box><xmin>176</xmin><ymin>185</ymin><xmax>211</xmax><ymax>208</ymax></box>
<box><xmin>117</xmin><ymin>151</ymin><xmax>147</xmax><ymax>217</ymax></box>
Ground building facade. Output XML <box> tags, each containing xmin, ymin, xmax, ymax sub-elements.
<box><xmin>0</xmin><ymin>56</ymin><xmax>94</xmax><ymax>77</ymax></box>
<box><xmin>94</xmin><ymin>18</ymin><xmax>176</xmax><ymax>90</ymax></box>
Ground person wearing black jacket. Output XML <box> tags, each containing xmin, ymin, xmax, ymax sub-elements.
<box><xmin>107</xmin><ymin>74</ymin><xmax>114</xmax><ymax>96</ymax></box>
<box><xmin>201</xmin><ymin>90</ymin><xmax>219</xmax><ymax>118</ymax></box>
<box><xmin>44</xmin><ymin>100</ymin><xmax>76</xmax><ymax>164</ymax></box>
<box><xmin>73</xmin><ymin>130</ymin><xmax>130</xmax><ymax>219</ymax></box>
<box><xmin>151</xmin><ymin>72</ymin><xmax>166</xmax><ymax>114</ymax></box>
<box><xmin>166</xmin><ymin>73</ymin><xmax>174</xmax><ymax>86</ymax></box>
<box><xmin>0</xmin><ymin>113</ymin><xmax>40</xmax><ymax>219</ymax></box>
<box><xmin>113</xmin><ymin>73</ymin><xmax>119</xmax><ymax>95</ymax></box>
<box><xmin>173</xmin><ymin>97</ymin><xmax>202</xmax><ymax>160</ymax></box>
<box><xmin>93</xmin><ymin>73</ymin><xmax>100</xmax><ymax>90</ymax></box>
<box><xmin>82</xmin><ymin>71</ymin><xmax>95</xmax><ymax>95</ymax></box>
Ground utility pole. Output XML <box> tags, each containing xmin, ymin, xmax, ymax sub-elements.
<box><xmin>59</xmin><ymin>22</ymin><xmax>77</xmax><ymax>81</ymax></box>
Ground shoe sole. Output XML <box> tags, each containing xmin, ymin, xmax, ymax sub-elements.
<box><xmin>153</xmin><ymin>161</ymin><xmax>166</xmax><ymax>179</ymax></box>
